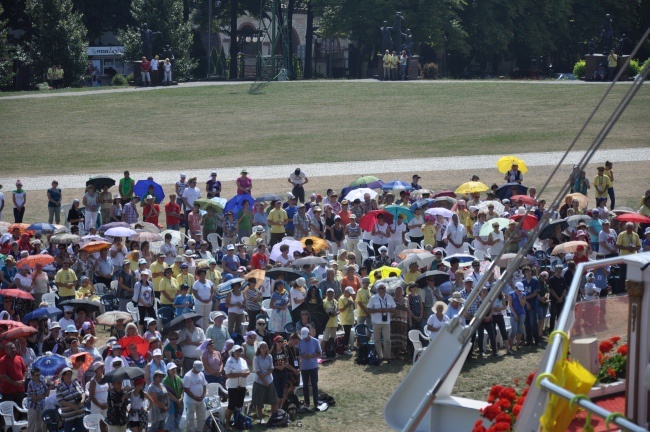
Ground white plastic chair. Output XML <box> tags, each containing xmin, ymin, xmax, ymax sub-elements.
<box><xmin>243</xmin><ymin>374</ymin><xmax>257</xmax><ymax>414</ymax></box>
<box><xmin>83</xmin><ymin>413</ymin><xmax>104</xmax><ymax>432</ymax></box>
<box><xmin>357</xmin><ymin>242</ymin><xmax>369</xmax><ymax>262</ymax></box>
<box><xmin>394</xmin><ymin>244</ymin><xmax>407</xmax><ymax>257</ymax></box>
<box><xmin>207</xmin><ymin>233</ymin><xmax>222</xmax><ymax>251</ymax></box>
<box><xmin>61</xmin><ymin>203</ymin><xmax>72</xmax><ymax>228</ymax></box>
<box><xmin>461</xmin><ymin>242</ymin><xmax>471</xmax><ymax>254</ymax></box>
<box><xmin>0</xmin><ymin>401</ymin><xmax>28</xmax><ymax>432</ymax></box>
<box><xmin>94</xmin><ymin>283</ymin><xmax>106</xmax><ymax>295</ymax></box>
<box><xmin>407</xmin><ymin>242</ymin><xmax>420</xmax><ymax>250</ymax></box>
<box><xmin>109</xmin><ymin>280</ymin><xmax>119</xmax><ymax>295</ymax></box>
<box><xmin>408</xmin><ymin>330</ymin><xmax>429</xmax><ymax>364</ymax></box>
<box><xmin>126</xmin><ymin>301</ymin><xmax>140</xmax><ymax>323</ymax></box>
<box><xmin>41</xmin><ymin>292</ymin><xmax>58</xmax><ymax>306</ymax></box>
<box><xmin>261</xmin><ymin>299</ymin><xmax>271</xmax><ymax>314</ymax></box>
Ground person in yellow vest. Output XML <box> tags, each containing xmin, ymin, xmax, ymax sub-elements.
<box><xmin>46</xmin><ymin>65</ymin><xmax>57</xmax><ymax>88</ymax></box>
<box><xmin>55</xmin><ymin>64</ymin><xmax>64</xmax><ymax>88</ymax></box>
<box><xmin>149</xmin><ymin>253</ymin><xmax>168</xmax><ymax>299</ymax></box>
<box><xmin>607</xmin><ymin>49</ymin><xmax>618</xmax><ymax>81</ymax></box>
<box><xmin>593</xmin><ymin>166</ymin><xmax>612</xmax><ymax>203</ymax></box>
<box><xmin>382</xmin><ymin>50</ymin><xmax>391</xmax><ymax>80</ymax></box>
<box><xmin>390</xmin><ymin>51</ymin><xmax>399</xmax><ymax>80</ymax></box>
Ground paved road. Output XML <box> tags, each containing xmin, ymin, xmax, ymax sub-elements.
<box><xmin>2</xmin><ymin>147</ymin><xmax>648</xmax><ymax>191</ymax></box>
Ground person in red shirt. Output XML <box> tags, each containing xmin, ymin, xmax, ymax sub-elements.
<box><xmin>573</xmin><ymin>244</ymin><xmax>590</xmax><ymax>265</ymax></box>
<box><xmin>143</xmin><ymin>195</ymin><xmax>160</xmax><ymax>227</ymax></box>
<box><xmin>165</xmin><ymin>194</ymin><xmax>181</xmax><ymax>230</ymax></box>
<box><xmin>337</xmin><ymin>200</ymin><xmax>351</xmax><ymax>225</ymax></box>
<box><xmin>0</xmin><ymin>342</ymin><xmax>27</xmax><ymax>406</ymax></box>
<box><xmin>140</xmin><ymin>56</ymin><xmax>151</xmax><ymax>86</ymax></box>
<box><xmin>17</xmin><ymin>233</ymin><xmax>32</xmax><ymax>253</ymax></box>
<box><xmin>341</xmin><ymin>265</ymin><xmax>361</xmax><ymax>293</ymax></box>
<box><xmin>250</xmin><ymin>244</ymin><xmax>268</xmax><ymax>270</ymax></box>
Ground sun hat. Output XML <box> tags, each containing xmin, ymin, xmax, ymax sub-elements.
<box><xmin>65</xmin><ymin>325</ymin><xmax>78</xmax><ymax>333</ymax></box>
<box><xmin>59</xmin><ymin>367</ymin><xmax>73</xmax><ymax>378</ymax></box>
<box><xmin>431</xmin><ymin>301</ymin><xmax>448</xmax><ymax>313</ymax></box>
<box><xmin>450</xmin><ymin>292</ymin><xmax>464</xmax><ymax>303</ymax></box>
<box><xmin>152</xmin><ymin>349</ymin><xmax>163</xmax><ymax>357</ymax></box>
<box><xmin>167</xmin><ymin>362</ymin><xmax>178</xmax><ymax>370</ymax></box>
<box><xmin>295</xmin><ymin>277</ymin><xmax>306</xmax><ymax>287</ymax></box>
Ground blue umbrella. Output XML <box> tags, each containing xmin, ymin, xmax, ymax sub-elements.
<box><xmin>133</xmin><ymin>179</ymin><xmax>165</xmax><ymax>203</ymax></box>
<box><xmin>224</xmin><ymin>194</ymin><xmax>254</xmax><ymax>215</ymax></box>
<box><xmin>410</xmin><ymin>198</ymin><xmax>435</xmax><ymax>212</ymax></box>
<box><xmin>384</xmin><ymin>205</ymin><xmax>414</xmax><ymax>222</ymax></box>
<box><xmin>30</xmin><ymin>354</ymin><xmax>70</xmax><ymax>377</ymax></box>
<box><xmin>255</xmin><ymin>193</ymin><xmax>282</xmax><ymax>203</ymax></box>
<box><xmin>337</xmin><ymin>186</ymin><xmax>355</xmax><ymax>202</ymax></box>
<box><xmin>381</xmin><ymin>181</ymin><xmax>413</xmax><ymax>192</ymax></box>
<box><xmin>22</xmin><ymin>307</ymin><xmax>61</xmax><ymax>323</ymax></box>
<box><xmin>27</xmin><ymin>223</ymin><xmax>58</xmax><ymax>233</ymax></box>
<box><xmin>495</xmin><ymin>183</ymin><xmax>528</xmax><ymax>200</ymax></box>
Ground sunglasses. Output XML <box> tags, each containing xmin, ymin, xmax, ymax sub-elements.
<box><xmin>170</xmin><ymin>338</ymin><xmax>178</xmax><ymax>341</ymax></box>
<box><xmin>257</xmin><ymin>323</ymin><xmax>266</xmax><ymax>326</ymax></box>
<box><xmin>276</xmin><ymin>340</ymin><xmax>284</xmax><ymax>344</ymax></box>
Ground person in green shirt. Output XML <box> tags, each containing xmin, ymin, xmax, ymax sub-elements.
<box><xmin>237</xmin><ymin>200</ymin><xmax>253</xmax><ymax>239</ymax></box>
<box><xmin>163</xmin><ymin>362</ymin><xmax>184</xmax><ymax>431</ymax></box>
<box><xmin>118</xmin><ymin>171</ymin><xmax>135</xmax><ymax>206</ymax></box>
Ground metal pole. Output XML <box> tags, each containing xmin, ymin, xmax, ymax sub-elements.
<box><xmin>207</xmin><ymin>0</ymin><xmax>212</xmax><ymax>78</ymax></box>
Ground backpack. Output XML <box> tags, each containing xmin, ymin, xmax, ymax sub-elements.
<box><xmin>318</xmin><ymin>393</ymin><xmax>336</xmax><ymax>406</ymax></box>
<box><xmin>282</xmin><ymin>392</ymin><xmax>300</xmax><ymax>420</ymax></box>
<box><xmin>324</xmin><ymin>338</ymin><xmax>337</xmax><ymax>358</ymax></box>
<box><xmin>266</xmin><ymin>409</ymin><xmax>290</xmax><ymax>427</ymax></box>
<box><xmin>233</xmin><ymin>409</ymin><xmax>252</xmax><ymax>430</ymax></box>
<box><xmin>355</xmin><ymin>343</ymin><xmax>374</xmax><ymax>365</ymax></box>
<box><xmin>204</xmin><ymin>413</ymin><xmax>227</xmax><ymax>432</ymax></box>
<box><xmin>368</xmin><ymin>348</ymin><xmax>380</xmax><ymax>366</ymax></box>
<box><xmin>335</xmin><ymin>335</ymin><xmax>346</xmax><ymax>355</ymax></box>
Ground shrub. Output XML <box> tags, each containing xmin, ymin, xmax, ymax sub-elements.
<box><xmin>126</xmin><ymin>73</ymin><xmax>134</xmax><ymax>82</ymax></box>
<box><xmin>111</xmin><ymin>74</ymin><xmax>128</xmax><ymax>86</ymax></box>
<box><xmin>627</xmin><ymin>59</ymin><xmax>640</xmax><ymax>77</ymax></box>
<box><xmin>641</xmin><ymin>58</ymin><xmax>649</xmax><ymax>74</ymax></box>
<box><xmin>422</xmin><ymin>62</ymin><xmax>438</xmax><ymax>79</ymax></box>
<box><xmin>573</xmin><ymin>60</ymin><xmax>586</xmax><ymax>78</ymax></box>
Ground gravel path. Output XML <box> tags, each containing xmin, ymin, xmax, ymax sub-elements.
<box><xmin>3</xmin><ymin>147</ymin><xmax>648</xmax><ymax>191</ymax></box>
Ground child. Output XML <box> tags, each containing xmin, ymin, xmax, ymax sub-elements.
<box><xmin>173</xmin><ymin>284</ymin><xmax>194</xmax><ymax>317</ymax></box>
<box><xmin>76</xmin><ymin>276</ymin><xmax>95</xmax><ymax>299</ymax></box>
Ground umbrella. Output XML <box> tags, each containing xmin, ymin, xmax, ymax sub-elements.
<box><xmin>410</xmin><ymin>189</ymin><xmax>433</xmax><ymax>200</ymax></box>
<box><xmin>510</xmin><ymin>195</ymin><xmax>536</xmax><ymax>206</ymax></box>
<box><xmin>265</xmin><ymin>267</ymin><xmax>302</xmax><ymax>282</ymax></box>
<box><xmin>224</xmin><ymin>194</ymin><xmax>254</xmax><ymax>215</ymax></box>
<box><xmin>443</xmin><ymin>253</ymin><xmax>476</xmax><ymax>267</ymax></box>
<box><xmin>565</xmin><ymin>193</ymin><xmax>588</xmax><ymax>209</ymax></box>
<box><xmin>86</xmin><ymin>176</ymin><xmax>116</xmax><ymax>190</ymax></box>
<box><xmin>566</xmin><ymin>215</ymin><xmax>592</xmax><ymax>228</ymax></box>
<box><xmin>615</xmin><ymin>214</ymin><xmax>650</xmax><ymax>224</ymax></box>
<box><xmin>102</xmin><ymin>366</ymin><xmax>146</xmax><ymax>384</ymax></box>
<box><xmin>494</xmin><ymin>253</ymin><xmax>519</xmax><ymax>267</ymax></box>
<box><xmin>497</xmin><ymin>156</ymin><xmax>528</xmax><ymax>174</ymax></box>
<box><xmin>0</xmin><ymin>233</ymin><xmax>11</xmax><ymax>244</ymax></box>
<box><xmin>133</xmin><ymin>179</ymin><xmax>165</xmax><ymax>203</ymax></box>
<box><xmin>81</xmin><ymin>234</ymin><xmax>105</xmax><ymax>243</ymax></box>
<box><xmin>27</xmin><ymin>223</ymin><xmax>58</xmax><ymax>233</ymax></box>
<box><xmin>255</xmin><ymin>193</ymin><xmax>282</xmax><ymax>203</ymax></box>
<box><xmin>163</xmin><ymin>312</ymin><xmax>203</xmax><ymax>335</ymax></box>
<box><xmin>117</xmin><ymin>335</ymin><xmax>149</xmax><ymax>357</ymax></box>
<box><xmin>410</xmin><ymin>198</ymin><xmax>435</xmax><ymax>212</ymax></box>
<box><xmin>290</xmin><ymin>302</ymin><xmax>328</xmax><ymax>335</ymax></box>
<box><xmin>349</xmin><ymin>176</ymin><xmax>384</xmax><ymax>189</ymax></box>
<box><xmin>455</xmin><ymin>181</ymin><xmax>489</xmax><ymax>195</ymax></box>
<box><xmin>99</xmin><ymin>222</ymin><xmax>130</xmax><ymax>232</ymax></box>
<box><xmin>495</xmin><ymin>183</ymin><xmax>528</xmax><ymax>200</ymax></box>
<box><xmin>16</xmin><ymin>255</ymin><xmax>55</xmax><ymax>269</ymax></box>
<box><xmin>129</xmin><ymin>231</ymin><xmax>162</xmax><ymax>243</ymax></box>
<box><xmin>216</xmin><ymin>278</ymin><xmax>244</xmax><ymax>300</ymax></box>
<box><xmin>397</xmin><ymin>249</ymin><xmax>426</xmax><ymax>260</ymax></box>
<box><xmin>344</xmin><ymin>188</ymin><xmax>378</xmax><ymax>202</ymax></box>
<box><xmin>539</xmin><ymin>219</ymin><xmax>569</xmax><ymax>240</ymax></box>
<box><xmin>399</xmin><ymin>252</ymin><xmax>437</xmax><ymax>270</ymax></box>
<box><xmin>96</xmin><ymin>311</ymin><xmax>133</xmax><ymax>326</ymax></box>
<box><xmin>30</xmin><ymin>355</ymin><xmax>70</xmax><ymax>377</ymax></box>
<box><xmin>477</xmin><ymin>201</ymin><xmax>505</xmax><ymax>215</ymax></box>
<box><xmin>194</xmin><ymin>198</ymin><xmax>224</xmax><ymax>213</ymax></box>
<box><xmin>160</xmin><ymin>229</ymin><xmax>183</xmax><ymax>245</ymax></box>
<box><xmin>384</xmin><ymin>205</ymin><xmax>414</xmax><ymax>222</ymax></box>
<box><xmin>368</xmin><ymin>266</ymin><xmax>402</xmax><ymax>283</ymax></box>
<box><xmin>359</xmin><ymin>210</ymin><xmax>394</xmax><ymax>232</ymax></box>
<box><xmin>22</xmin><ymin>307</ymin><xmax>58</xmax><ymax>323</ymax></box>
<box><xmin>49</xmin><ymin>233</ymin><xmax>82</xmax><ymax>244</ymax></box>
<box><xmin>70</xmin><ymin>352</ymin><xmax>94</xmax><ymax>372</ymax></box>
<box><xmin>610</xmin><ymin>207</ymin><xmax>636</xmax><ymax>215</ymax></box>
<box><xmin>131</xmin><ymin>222</ymin><xmax>161</xmax><ymax>234</ymax></box>
<box><xmin>293</xmin><ymin>256</ymin><xmax>327</xmax><ymax>267</ymax></box>
<box><xmin>551</xmin><ymin>241</ymin><xmax>589</xmax><ymax>255</ymax></box>
<box><xmin>269</xmin><ymin>239</ymin><xmax>303</xmax><ymax>262</ymax></box>
<box><xmin>0</xmin><ymin>289</ymin><xmax>34</xmax><ymax>300</ymax></box>
<box><xmin>479</xmin><ymin>218</ymin><xmax>510</xmax><ymax>236</ymax></box>
<box><xmin>80</xmin><ymin>241</ymin><xmax>111</xmax><ymax>253</ymax></box>
<box><xmin>510</xmin><ymin>214</ymin><xmax>539</xmax><ymax>230</ymax></box>
<box><xmin>381</xmin><ymin>181</ymin><xmax>413</xmax><ymax>192</ymax></box>
<box><xmin>415</xmin><ymin>270</ymin><xmax>450</xmax><ymax>288</ymax></box>
<box><xmin>243</xmin><ymin>269</ymin><xmax>265</xmax><ymax>289</ymax></box>
<box><xmin>425</xmin><ymin>207</ymin><xmax>454</xmax><ymax>219</ymax></box>
<box><xmin>8</xmin><ymin>223</ymin><xmax>34</xmax><ymax>235</ymax></box>
<box><xmin>104</xmin><ymin>227</ymin><xmax>137</xmax><ymax>238</ymax></box>
<box><xmin>0</xmin><ymin>326</ymin><xmax>38</xmax><ymax>340</ymax></box>
<box><xmin>0</xmin><ymin>320</ymin><xmax>28</xmax><ymax>329</ymax></box>
<box><xmin>59</xmin><ymin>299</ymin><xmax>103</xmax><ymax>314</ymax></box>
<box><xmin>433</xmin><ymin>190</ymin><xmax>456</xmax><ymax>199</ymax></box>
<box><xmin>372</xmin><ymin>277</ymin><xmax>405</xmax><ymax>295</ymax></box>
<box><xmin>300</xmin><ymin>236</ymin><xmax>329</xmax><ymax>254</ymax></box>
<box><xmin>433</xmin><ymin>196</ymin><xmax>458</xmax><ymax>208</ymax></box>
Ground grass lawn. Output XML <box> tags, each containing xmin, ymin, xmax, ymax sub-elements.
<box><xmin>0</xmin><ymin>81</ymin><xmax>648</xmax><ymax>177</ymax></box>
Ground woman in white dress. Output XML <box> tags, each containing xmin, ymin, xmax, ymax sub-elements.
<box><xmin>88</xmin><ymin>361</ymin><xmax>109</xmax><ymax>416</ymax></box>
<box><xmin>426</xmin><ymin>301</ymin><xmax>450</xmax><ymax>340</ymax></box>
<box><xmin>487</xmin><ymin>221</ymin><xmax>505</xmax><ymax>256</ymax></box>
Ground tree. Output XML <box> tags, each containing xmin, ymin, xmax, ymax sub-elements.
<box><xmin>118</xmin><ymin>0</ymin><xmax>196</xmax><ymax>80</ymax></box>
<box><xmin>71</xmin><ymin>0</ymin><xmax>133</xmax><ymax>44</ymax></box>
<box><xmin>0</xmin><ymin>4</ymin><xmax>15</xmax><ymax>87</ymax></box>
<box><xmin>23</xmin><ymin>0</ymin><xmax>88</xmax><ymax>86</ymax></box>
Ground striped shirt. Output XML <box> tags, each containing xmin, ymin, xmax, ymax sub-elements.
<box><xmin>27</xmin><ymin>377</ymin><xmax>48</xmax><ymax>410</ymax></box>
<box><xmin>56</xmin><ymin>380</ymin><xmax>85</xmax><ymax>420</ymax></box>
<box><xmin>122</xmin><ymin>202</ymin><xmax>139</xmax><ymax>224</ymax></box>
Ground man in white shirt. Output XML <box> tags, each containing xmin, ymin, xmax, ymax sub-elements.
<box><xmin>182</xmin><ymin>177</ymin><xmax>201</xmax><ymax>234</ymax></box>
<box><xmin>183</xmin><ymin>360</ymin><xmax>208</xmax><ymax>432</ymax></box>
<box><xmin>366</xmin><ymin>283</ymin><xmax>396</xmax><ymax>362</ymax></box>
<box><xmin>288</xmin><ymin>168</ymin><xmax>308</xmax><ymax>203</ymax></box>
<box><xmin>192</xmin><ymin>268</ymin><xmax>214</xmax><ymax>329</ymax></box>
<box><xmin>444</xmin><ymin>214</ymin><xmax>466</xmax><ymax>255</ymax></box>
<box><xmin>178</xmin><ymin>316</ymin><xmax>206</xmax><ymax>372</ymax></box>
<box><xmin>104</xmin><ymin>344</ymin><xmax>130</xmax><ymax>373</ymax></box>
<box><xmin>109</xmin><ymin>237</ymin><xmax>128</xmax><ymax>272</ymax></box>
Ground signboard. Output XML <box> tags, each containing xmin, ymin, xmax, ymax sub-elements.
<box><xmin>87</xmin><ymin>46</ymin><xmax>125</xmax><ymax>56</ymax></box>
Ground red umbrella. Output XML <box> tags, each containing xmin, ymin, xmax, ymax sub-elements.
<box><xmin>358</xmin><ymin>210</ymin><xmax>394</xmax><ymax>232</ymax></box>
<box><xmin>510</xmin><ymin>214</ymin><xmax>539</xmax><ymax>230</ymax></box>
<box><xmin>117</xmin><ymin>335</ymin><xmax>149</xmax><ymax>357</ymax></box>
<box><xmin>0</xmin><ymin>325</ymin><xmax>38</xmax><ymax>340</ymax></box>
<box><xmin>510</xmin><ymin>195</ymin><xmax>536</xmax><ymax>206</ymax></box>
<box><xmin>70</xmin><ymin>352</ymin><xmax>94</xmax><ymax>372</ymax></box>
<box><xmin>8</xmin><ymin>223</ymin><xmax>34</xmax><ymax>236</ymax></box>
<box><xmin>614</xmin><ymin>214</ymin><xmax>650</xmax><ymax>224</ymax></box>
<box><xmin>0</xmin><ymin>320</ymin><xmax>27</xmax><ymax>329</ymax></box>
<box><xmin>16</xmin><ymin>255</ymin><xmax>55</xmax><ymax>269</ymax></box>
<box><xmin>0</xmin><ymin>289</ymin><xmax>34</xmax><ymax>301</ymax></box>
<box><xmin>433</xmin><ymin>190</ymin><xmax>457</xmax><ymax>198</ymax></box>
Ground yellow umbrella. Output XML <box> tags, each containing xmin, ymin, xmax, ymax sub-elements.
<box><xmin>551</xmin><ymin>241</ymin><xmax>589</xmax><ymax>255</ymax></box>
<box><xmin>244</xmin><ymin>269</ymin><xmax>266</xmax><ymax>289</ymax></box>
<box><xmin>455</xmin><ymin>181</ymin><xmax>489</xmax><ymax>195</ymax></box>
<box><xmin>369</xmin><ymin>266</ymin><xmax>401</xmax><ymax>283</ymax></box>
<box><xmin>300</xmin><ymin>236</ymin><xmax>329</xmax><ymax>254</ymax></box>
<box><xmin>497</xmin><ymin>156</ymin><xmax>528</xmax><ymax>174</ymax></box>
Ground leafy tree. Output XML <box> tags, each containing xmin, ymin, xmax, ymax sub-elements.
<box><xmin>0</xmin><ymin>4</ymin><xmax>14</xmax><ymax>87</ymax></box>
<box><xmin>118</xmin><ymin>0</ymin><xmax>196</xmax><ymax>80</ymax></box>
<box><xmin>71</xmin><ymin>0</ymin><xmax>134</xmax><ymax>44</ymax></box>
<box><xmin>23</xmin><ymin>0</ymin><xmax>88</xmax><ymax>86</ymax></box>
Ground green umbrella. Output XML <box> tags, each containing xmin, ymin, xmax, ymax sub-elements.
<box><xmin>194</xmin><ymin>198</ymin><xmax>224</xmax><ymax>212</ymax></box>
<box><xmin>384</xmin><ymin>205</ymin><xmax>414</xmax><ymax>222</ymax></box>
<box><xmin>349</xmin><ymin>175</ymin><xmax>384</xmax><ymax>189</ymax></box>
<box><xmin>479</xmin><ymin>218</ymin><xmax>510</xmax><ymax>236</ymax></box>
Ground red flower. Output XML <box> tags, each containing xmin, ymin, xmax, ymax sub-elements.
<box><xmin>495</xmin><ymin>413</ymin><xmax>513</xmax><ymax>424</ymax></box>
<box><xmin>514</xmin><ymin>378</ymin><xmax>519</xmax><ymax>385</ymax></box>
<box><xmin>489</xmin><ymin>385</ymin><xmax>505</xmax><ymax>402</ymax></box>
<box><xmin>599</xmin><ymin>340</ymin><xmax>614</xmax><ymax>353</ymax></box>
<box><xmin>498</xmin><ymin>387</ymin><xmax>517</xmax><ymax>402</ymax></box>
<box><xmin>617</xmin><ymin>344</ymin><xmax>628</xmax><ymax>356</ymax></box>
<box><xmin>526</xmin><ymin>372</ymin><xmax>536</xmax><ymax>386</ymax></box>
<box><xmin>607</xmin><ymin>368</ymin><xmax>617</xmax><ymax>378</ymax></box>
<box><xmin>481</xmin><ymin>403</ymin><xmax>502</xmax><ymax>421</ymax></box>
<box><xmin>512</xmin><ymin>404</ymin><xmax>522</xmax><ymax>417</ymax></box>
<box><xmin>492</xmin><ymin>422</ymin><xmax>513</xmax><ymax>431</ymax></box>
<box><xmin>598</xmin><ymin>352</ymin><xmax>603</xmax><ymax>364</ymax></box>
<box><xmin>521</xmin><ymin>388</ymin><xmax>529</xmax><ymax>398</ymax></box>
<box><xmin>497</xmin><ymin>398</ymin><xmax>512</xmax><ymax>410</ymax></box>
<box><xmin>473</xmin><ymin>420</ymin><xmax>487</xmax><ymax>432</ymax></box>
<box><xmin>609</xmin><ymin>336</ymin><xmax>621</xmax><ymax>344</ymax></box>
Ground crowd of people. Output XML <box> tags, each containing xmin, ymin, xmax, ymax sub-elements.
<box><xmin>0</xmin><ymin>160</ymin><xmax>649</xmax><ymax>431</ymax></box>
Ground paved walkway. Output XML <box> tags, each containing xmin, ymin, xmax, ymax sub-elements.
<box><xmin>3</xmin><ymin>147</ymin><xmax>648</xmax><ymax>191</ymax></box>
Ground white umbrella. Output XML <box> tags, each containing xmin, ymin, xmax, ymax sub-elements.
<box><xmin>442</xmin><ymin>253</ymin><xmax>475</xmax><ymax>268</ymax></box>
<box><xmin>0</xmin><ymin>233</ymin><xmax>12</xmax><ymax>244</ymax></box>
<box><xmin>131</xmin><ymin>222</ymin><xmax>161</xmax><ymax>234</ymax></box>
<box><xmin>479</xmin><ymin>218</ymin><xmax>510</xmax><ymax>236</ymax></box>
<box><xmin>477</xmin><ymin>200</ymin><xmax>505</xmax><ymax>215</ymax></box>
<box><xmin>82</xmin><ymin>234</ymin><xmax>105</xmax><ymax>243</ymax></box>
<box><xmin>293</xmin><ymin>256</ymin><xmax>327</xmax><ymax>266</ymax></box>
<box><xmin>269</xmin><ymin>239</ymin><xmax>303</xmax><ymax>262</ymax></box>
<box><xmin>344</xmin><ymin>188</ymin><xmax>378</xmax><ymax>202</ymax></box>
<box><xmin>566</xmin><ymin>215</ymin><xmax>592</xmax><ymax>228</ymax></box>
<box><xmin>104</xmin><ymin>227</ymin><xmax>137</xmax><ymax>238</ymax></box>
<box><xmin>425</xmin><ymin>208</ymin><xmax>454</xmax><ymax>219</ymax></box>
<box><xmin>398</xmin><ymin>251</ymin><xmax>437</xmax><ymax>271</ymax></box>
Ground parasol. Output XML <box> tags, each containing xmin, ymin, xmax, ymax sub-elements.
<box><xmin>299</xmin><ymin>236</ymin><xmax>329</xmax><ymax>254</ymax></box>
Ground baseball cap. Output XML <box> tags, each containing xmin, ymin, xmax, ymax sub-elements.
<box><xmin>227</xmin><ymin>244</ymin><xmax>235</xmax><ymax>251</ymax></box>
<box><xmin>515</xmin><ymin>282</ymin><xmax>525</xmax><ymax>291</ymax></box>
<box><xmin>300</xmin><ymin>327</ymin><xmax>310</xmax><ymax>339</ymax></box>
<box><xmin>167</xmin><ymin>362</ymin><xmax>178</xmax><ymax>370</ymax></box>
<box><xmin>464</xmin><ymin>276</ymin><xmax>473</xmax><ymax>283</ymax></box>
<box><xmin>345</xmin><ymin>286</ymin><xmax>355</xmax><ymax>294</ymax></box>
<box><xmin>193</xmin><ymin>360</ymin><xmax>204</xmax><ymax>371</ymax></box>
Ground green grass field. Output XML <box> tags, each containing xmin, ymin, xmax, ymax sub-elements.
<box><xmin>0</xmin><ymin>81</ymin><xmax>647</xmax><ymax>177</ymax></box>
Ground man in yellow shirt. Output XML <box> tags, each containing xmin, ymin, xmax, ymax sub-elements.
<box><xmin>382</xmin><ymin>49</ymin><xmax>391</xmax><ymax>80</ymax></box>
<box><xmin>55</xmin><ymin>259</ymin><xmax>78</xmax><ymax>301</ymax></box>
<box><xmin>390</xmin><ymin>51</ymin><xmax>399</xmax><ymax>80</ymax></box>
<box><xmin>593</xmin><ymin>167</ymin><xmax>612</xmax><ymax>201</ymax></box>
<box><xmin>338</xmin><ymin>287</ymin><xmax>356</xmax><ymax>355</ymax></box>
<box><xmin>616</xmin><ymin>222</ymin><xmax>641</xmax><ymax>256</ymax></box>
<box><xmin>356</xmin><ymin>277</ymin><xmax>372</xmax><ymax>329</ymax></box>
<box><xmin>159</xmin><ymin>267</ymin><xmax>179</xmax><ymax>305</ymax></box>
<box><xmin>176</xmin><ymin>263</ymin><xmax>194</xmax><ymax>287</ymax></box>
<box><xmin>403</xmin><ymin>262</ymin><xmax>421</xmax><ymax>284</ymax></box>
<box><xmin>149</xmin><ymin>253</ymin><xmax>168</xmax><ymax>298</ymax></box>
<box><xmin>268</xmin><ymin>200</ymin><xmax>288</xmax><ymax>247</ymax></box>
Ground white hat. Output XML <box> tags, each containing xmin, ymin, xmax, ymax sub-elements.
<box><xmin>152</xmin><ymin>349</ymin><xmax>162</xmax><ymax>356</ymax></box>
<box><xmin>167</xmin><ymin>362</ymin><xmax>178</xmax><ymax>370</ymax></box>
<box><xmin>645</xmin><ymin>227</ymin><xmax>650</xmax><ymax>235</ymax></box>
<box><xmin>326</xmin><ymin>288</ymin><xmax>334</xmax><ymax>294</ymax></box>
<box><xmin>138</xmin><ymin>258</ymin><xmax>147</xmax><ymax>265</ymax></box>
<box><xmin>345</xmin><ymin>286</ymin><xmax>355</xmax><ymax>294</ymax></box>
<box><xmin>227</xmin><ymin>244</ymin><xmax>235</xmax><ymax>251</ymax></box>
<box><xmin>586</xmin><ymin>272</ymin><xmax>594</xmax><ymax>279</ymax></box>
<box><xmin>64</xmin><ymin>306</ymin><xmax>74</xmax><ymax>312</ymax></box>
<box><xmin>378</xmin><ymin>246</ymin><xmax>388</xmax><ymax>252</ymax></box>
<box><xmin>295</xmin><ymin>277</ymin><xmax>306</xmax><ymax>287</ymax></box>
<box><xmin>254</xmin><ymin>225</ymin><xmax>265</xmax><ymax>233</ymax></box>
<box><xmin>300</xmin><ymin>327</ymin><xmax>310</xmax><ymax>339</ymax></box>
<box><xmin>515</xmin><ymin>282</ymin><xmax>525</xmax><ymax>291</ymax></box>
<box><xmin>112</xmin><ymin>358</ymin><xmax>123</xmax><ymax>365</ymax></box>
<box><xmin>141</xmin><ymin>269</ymin><xmax>152</xmax><ymax>277</ymax></box>
<box><xmin>65</xmin><ymin>325</ymin><xmax>78</xmax><ymax>333</ymax></box>
<box><xmin>180</xmin><ymin>173</ymin><xmax>186</xmax><ymax>178</ymax></box>
<box><xmin>193</xmin><ymin>360</ymin><xmax>204</xmax><ymax>371</ymax></box>
<box><xmin>464</xmin><ymin>276</ymin><xmax>474</xmax><ymax>283</ymax></box>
